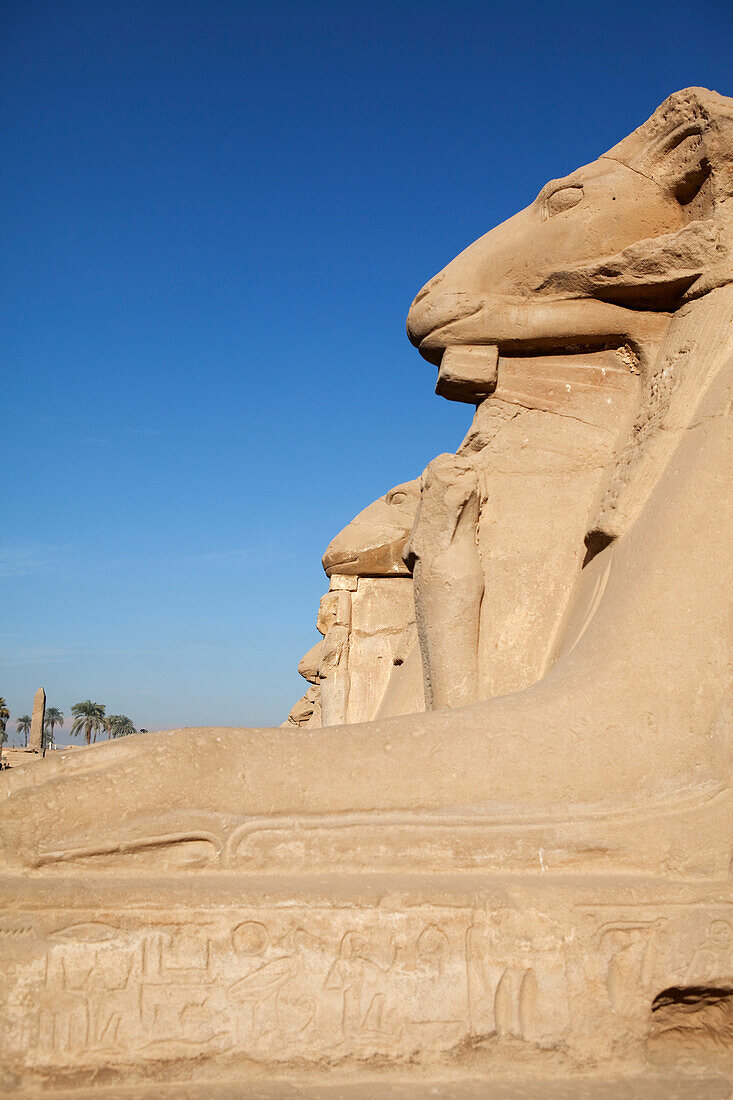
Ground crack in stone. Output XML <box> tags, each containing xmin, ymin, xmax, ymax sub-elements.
<box><xmin>499</xmin><ymin>398</ymin><xmax>617</xmax><ymax>434</ymax></box>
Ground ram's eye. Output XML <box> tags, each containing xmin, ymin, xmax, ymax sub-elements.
<box><xmin>388</xmin><ymin>492</ymin><xmax>407</xmax><ymax>506</ymax></box>
<box><xmin>547</xmin><ymin>185</ymin><xmax>584</xmax><ymax>217</ymax></box>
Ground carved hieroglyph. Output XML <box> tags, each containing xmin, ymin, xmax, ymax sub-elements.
<box><xmin>1</xmin><ymin>88</ymin><xmax>732</xmax><ymax>1092</ymax></box>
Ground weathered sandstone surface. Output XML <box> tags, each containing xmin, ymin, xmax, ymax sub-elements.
<box><xmin>1</xmin><ymin>88</ymin><xmax>731</xmax><ymax>1095</ymax></box>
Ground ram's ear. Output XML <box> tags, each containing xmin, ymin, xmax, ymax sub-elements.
<box><xmin>607</xmin><ymin>89</ymin><xmax>733</xmax><ymax>215</ymax></box>
<box><xmin>648</xmin><ymin>122</ymin><xmax>713</xmax><ymax>208</ymax></box>
<box><xmin>596</xmin><ymin>90</ymin><xmax>733</xmax><ymax>305</ymax></box>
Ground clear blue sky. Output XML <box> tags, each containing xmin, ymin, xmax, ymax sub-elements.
<box><xmin>2</xmin><ymin>0</ymin><xmax>729</xmax><ymax>741</ymax></box>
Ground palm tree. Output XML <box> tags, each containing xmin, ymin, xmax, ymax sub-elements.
<box><xmin>16</xmin><ymin>715</ymin><xmax>31</xmax><ymax>747</ymax></box>
<box><xmin>43</xmin><ymin>707</ymin><xmax>64</xmax><ymax>751</ymax></box>
<box><xmin>70</xmin><ymin>700</ymin><xmax>106</xmax><ymax>745</ymax></box>
<box><xmin>107</xmin><ymin>714</ymin><xmax>137</xmax><ymax>739</ymax></box>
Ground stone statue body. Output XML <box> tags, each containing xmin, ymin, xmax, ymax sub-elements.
<box><xmin>2</xmin><ymin>88</ymin><xmax>731</xmax><ymax>878</ymax></box>
<box><xmin>406</xmin><ymin>87</ymin><xmax>732</xmax><ymax>716</ymax></box>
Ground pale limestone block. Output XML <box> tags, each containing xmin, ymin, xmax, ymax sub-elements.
<box><xmin>329</xmin><ymin>573</ymin><xmax>358</xmax><ymax>591</ymax></box>
<box><xmin>350</xmin><ymin>576</ymin><xmax>415</xmax><ymax>636</ymax></box>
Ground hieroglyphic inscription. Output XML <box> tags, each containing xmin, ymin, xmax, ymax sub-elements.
<box><xmin>1</xmin><ymin>900</ymin><xmax>731</xmax><ymax>1073</ymax></box>
<box><xmin>0</xmin><ymin>904</ymin><xmax>569</xmax><ymax>1068</ymax></box>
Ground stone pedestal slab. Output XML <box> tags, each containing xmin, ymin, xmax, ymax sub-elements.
<box><xmin>1</xmin><ymin>873</ymin><xmax>730</xmax><ymax>1094</ymax></box>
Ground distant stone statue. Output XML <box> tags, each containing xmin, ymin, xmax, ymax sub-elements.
<box><xmin>27</xmin><ymin>687</ymin><xmax>45</xmax><ymax>754</ymax></box>
<box><xmin>285</xmin><ymin>479</ymin><xmax>423</xmax><ymax>727</ymax></box>
<box><xmin>0</xmin><ymin>88</ymin><xmax>731</xmax><ymax>1086</ymax></box>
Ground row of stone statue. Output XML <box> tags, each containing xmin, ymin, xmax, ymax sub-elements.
<box><xmin>285</xmin><ymin>85</ymin><xmax>733</xmax><ymax>740</ymax></box>
<box><xmin>285</xmin><ymin>344</ymin><xmax>643</xmax><ymax>726</ymax></box>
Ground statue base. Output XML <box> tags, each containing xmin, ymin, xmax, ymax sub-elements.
<box><xmin>1</xmin><ymin>871</ymin><xmax>730</xmax><ymax>1095</ymax></box>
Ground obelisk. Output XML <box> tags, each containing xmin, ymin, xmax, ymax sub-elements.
<box><xmin>28</xmin><ymin>687</ymin><xmax>45</xmax><ymax>753</ymax></box>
